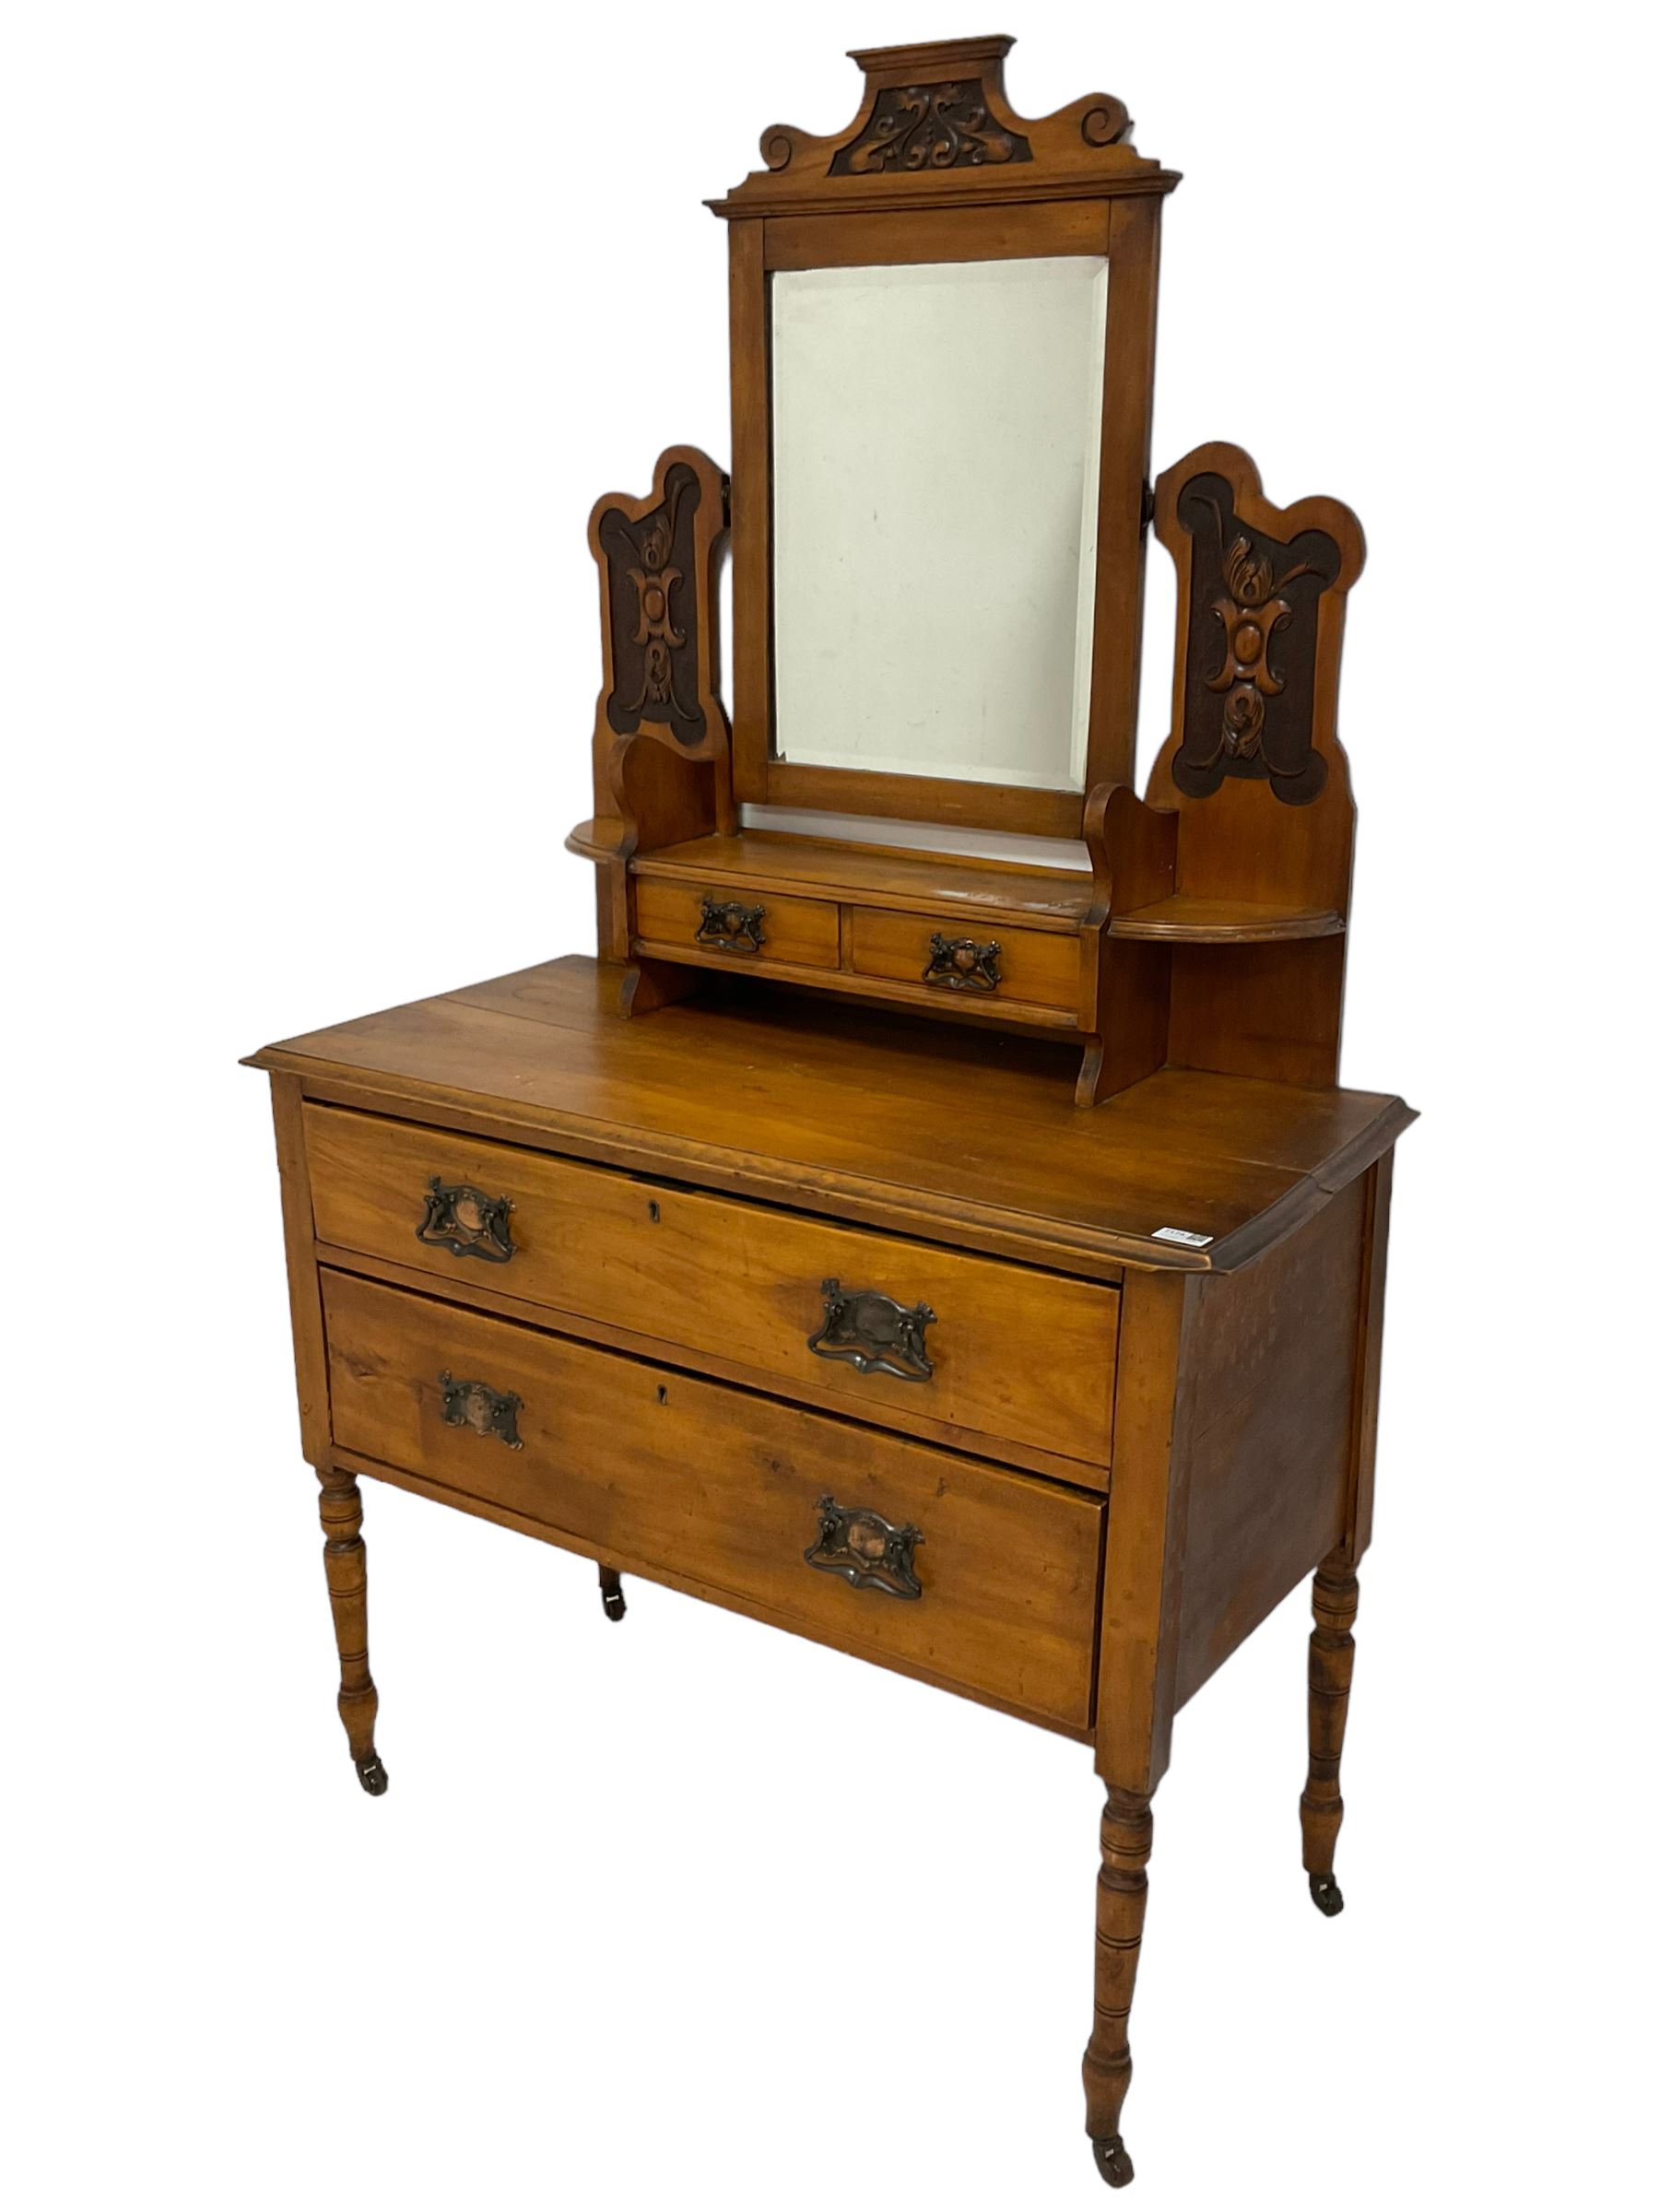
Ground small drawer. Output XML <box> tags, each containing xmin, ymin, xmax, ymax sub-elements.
<box><xmin>303</xmin><ymin>1105</ymin><xmax>1119</xmax><ymax>1472</ymax></box>
<box><xmin>633</xmin><ymin>877</ymin><xmax>841</xmax><ymax>968</ymax></box>
<box><xmin>322</xmin><ymin>1271</ymin><xmax>1103</xmax><ymax>1730</ymax></box>
<box><xmin>849</xmin><ymin>907</ymin><xmax>1082</xmax><ymax>1012</ymax></box>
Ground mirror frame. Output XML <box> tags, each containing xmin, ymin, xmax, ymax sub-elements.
<box><xmin>712</xmin><ymin>36</ymin><xmax>1178</xmax><ymax>838</ymax></box>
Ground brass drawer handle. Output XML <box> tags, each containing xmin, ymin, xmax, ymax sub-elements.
<box><xmin>808</xmin><ymin>1277</ymin><xmax>935</xmax><ymax>1382</ymax></box>
<box><xmin>695</xmin><ymin>893</ymin><xmax>766</xmax><ymax>954</ymax></box>
<box><xmin>805</xmin><ymin>1496</ymin><xmax>924</xmax><ymax>1600</ymax></box>
<box><xmin>438</xmin><ymin>1370</ymin><xmax>523</xmax><ymax>1449</ymax></box>
<box><xmin>923</xmin><ymin>932</ymin><xmax>1001</xmax><ymax>992</ymax></box>
<box><xmin>418</xmin><ymin>1177</ymin><xmax>515</xmax><ymax>1264</ymax></box>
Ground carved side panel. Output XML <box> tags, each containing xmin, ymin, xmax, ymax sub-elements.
<box><xmin>1153</xmin><ymin>444</ymin><xmax>1364</xmax><ymax>808</ymax></box>
<box><xmin>589</xmin><ymin>446</ymin><xmax>730</xmax><ymax>759</ymax></box>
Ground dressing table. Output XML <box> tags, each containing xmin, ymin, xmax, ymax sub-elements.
<box><xmin>247</xmin><ymin>36</ymin><xmax>1412</xmax><ymax>2188</ymax></box>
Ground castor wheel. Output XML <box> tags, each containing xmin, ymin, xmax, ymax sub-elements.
<box><xmin>355</xmin><ymin>1751</ymin><xmax>389</xmax><ymax>1796</ymax></box>
<box><xmin>1309</xmin><ymin>1871</ymin><xmax>1344</xmax><ymax>1916</ymax></box>
<box><xmin>599</xmin><ymin>1566</ymin><xmax>626</xmax><ymax>1622</ymax></box>
<box><xmin>1091</xmin><ymin>2135</ymin><xmax>1135</xmax><ymax>2188</ymax></box>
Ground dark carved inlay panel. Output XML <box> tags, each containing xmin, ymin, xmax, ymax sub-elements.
<box><xmin>804</xmin><ymin>1495</ymin><xmax>924</xmax><ymax>1600</ymax></box>
<box><xmin>808</xmin><ymin>1278</ymin><xmax>935</xmax><ymax>1382</ymax></box>
<box><xmin>1171</xmin><ymin>476</ymin><xmax>1338</xmax><ymax>805</ymax></box>
<box><xmin>830</xmin><ymin>81</ymin><xmax>1033</xmax><ymax>174</ymax></box>
<box><xmin>597</xmin><ymin>463</ymin><xmax>706</xmax><ymax>747</ymax></box>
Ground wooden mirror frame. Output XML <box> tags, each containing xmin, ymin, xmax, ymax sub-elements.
<box><xmin>711</xmin><ymin>35</ymin><xmax>1179</xmax><ymax>837</ymax></box>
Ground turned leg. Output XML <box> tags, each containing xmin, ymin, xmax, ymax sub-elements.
<box><xmin>318</xmin><ymin>1470</ymin><xmax>387</xmax><ymax>1795</ymax></box>
<box><xmin>1082</xmin><ymin>1786</ymin><xmax>1154</xmax><ymax>2188</ymax></box>
<box><xmin>1300</xmin><ymin>1555</ymin><xmax>1359</xmax><ymax>1913</ymax></box>
<box><xmin>598</xmin><ymin>1562</ymin><xmax>627</xmax><ymax>1622</ymax></box>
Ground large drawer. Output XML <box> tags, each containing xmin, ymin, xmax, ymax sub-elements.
<box><xmin>303</xmin><ymin>1104</ymin><xmax>1118</xmax><ymax>1474</ymax></box>
<box><xmin>322</xmin><ymin>1271</ymin><xmax>1103</xmax><ymax>1730</ymax></box>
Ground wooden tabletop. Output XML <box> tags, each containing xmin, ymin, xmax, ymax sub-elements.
<box><xmin>248</xmin><ymin>957</ymin><xmax>1413</xmax><ymax>1279</ymax></box>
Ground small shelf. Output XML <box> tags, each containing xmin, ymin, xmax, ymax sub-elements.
<box><xmin>630</xmin><ymin>830</ymin><xmax>1090</xmax><ymax>935</ymax></box>
<box><xmin>1108</xmin><ymin>894</ymin><xmax>1344</xmax><ymax>945</ymax></box>
<box><xmin>565</xmin><ymin>819</ymin><xmax>612</xmax><ymax>864</ymax></box>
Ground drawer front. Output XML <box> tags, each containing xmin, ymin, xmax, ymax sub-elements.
<box><xmin>322</xmin><ymin>1271</ymin><xmax>1102</xmax><ymax>1729</ymax></box>
<box><xmin>634</xmin><ymin>877</ymin><xmax>840</xmax><ymax>969</ymax></box>
<box><xmin>850</xmin><ymin>907</ymin><xmax>1081</xmax><ymax>1012</ymax></box>
<box><xmin>304</xmin><ymin>1105</ymin><xmax>1118</xmax><ymax>1472</ymax></box>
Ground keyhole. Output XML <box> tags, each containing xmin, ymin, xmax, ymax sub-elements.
<box><xmin>648</xmin><ymin>1200</ymin><xmax>661</xmax><ymax>1223</ymax></box>
<box><xmin>656</xmin><ymin>1384</ymin><xmax>668</xmax><ymax>1406</ymax></box>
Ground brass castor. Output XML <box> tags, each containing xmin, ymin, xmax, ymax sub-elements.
<box><xmin>1091</xmin><ymin>2135</ymin><xmax>1134</xmax><ymax>2188</ymax></box>
<box><xmin>599</xmin><ymin>1566</ymin><xmax>627</xmax><ymax>1622</ymax></box>
<box><xmin>355</xmin><ymin>1751</ymin><xmax>389</xmax><ymax>1796</ymax></box>
<box><xmin>1309</xmin><ymin>1871</ymin><xmax>1344</xmax><ymax>1916</ymax></box>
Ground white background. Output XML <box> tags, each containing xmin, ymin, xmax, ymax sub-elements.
<box><xmin>3</xmin><ymin>5</ymin><xmax>1650</xmax><ymax>2207</ymax></box>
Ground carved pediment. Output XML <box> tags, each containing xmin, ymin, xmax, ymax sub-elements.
<box><xmin>711</xmin><ymin>35</ymin><xmax>1172</xmax><ymax>217</ymax></box>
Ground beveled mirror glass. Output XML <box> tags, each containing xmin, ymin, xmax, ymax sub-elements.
<box><xmin>770</xmin><ymin>255</ymin><xmax>1109</xmax><ymax>794</ymax></box>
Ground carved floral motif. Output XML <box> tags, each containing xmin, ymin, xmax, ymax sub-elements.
<box><xmin>596</xmin><ymin>462</ymin><xmax>708</xmax><ymax>747</ymax></box>
<box><xmin>622</xmin><ymin>478</ymin><xmax>690</xmax><ymax>720</ymax></box>
<box><xmin>830</xmin><ymin>80</ymin><xmax>1033</xmax><ymax>174</ymax></box>
<box><xmin>1170</xmin><ymin>476</ymin><xmax>1339</xmax><ymax>806</ymax></box>
<box><xmin>1204</xmin><ymin>532</ymin><xmax>1324</xmax><ymax>765</ymax></box>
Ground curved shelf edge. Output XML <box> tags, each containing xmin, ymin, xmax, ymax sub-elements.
<box><xmin>1108</xmin><ymin>896</ymin><xmax>1345</xmax><ymax>945</ymax></box>
<box><xmin>565</xmin><ymin>819</ymin><xmax>618</xmax><ymax>863</ymax></box>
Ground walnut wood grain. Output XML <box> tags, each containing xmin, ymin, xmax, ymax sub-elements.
<box><xmin>1093</xmin><ymin>1271</ymin><xmax>1199</xmax><ymax>1792</ymax></box>
<box><xmin>268</xmin><ymin>1074</ymin><xmax>332</xmax><ymax>1467</ymax></box>
<box><xmin>303</xmin><ymin>1102</ymin><xmax>1121</xmax><ymax>1471</ymax></box>
<box><xmin>588</xmin><ymin>445</ymin><xmax>730</xmax><ymax>764</ymax></box>
<box><xmin>631</xmin><ymin>830</ymin><xmax>1090</xmax><ymax>931</ymax></box>
<box><xmin>1142</xmin><ymin>444</ymin><xmax>1367</xmax><ymax>1085</ymax></box>
<box><xmin>1081</xmin><ymin>1786</ymin><xmax>1154</xmax><ymax>2186</ymax></box>
<box><xmin>850</xmin><ymin>906</ymin><xmax>1082</xmax><ymax>1011</ymax></box>
<box><xmin>321</xmin><ymin>1269</ymin><xmax>1104</xmax><ymax>1730</ymax></box>
<box><xmin>1300</xmin><ymin>1558</ymin><xmax>1360</xmax><ymax>1914</ymax></box>
<box><xmin>718</xmin><ymin>35</ymin><xmax>1174</xmax><ymax>832</ymax></box>
<box><xmin>315</xmin><ymin>1242</ymin><xmax>1114</xmax><ymax>1488</ymax></box>
<box><xmin>762</xmin><ymin>197</ymin><xmax>1111</xmax><ymax>272</ymax></box>
<box><xmin>1343</xmin><ymin>1150</ymin><xmax>1395</xmax><ymax>1564</ymax></box>
<box><xmin>1171</xmin><ymin>1172</ymin><xmax>1366</xmax><ymax>1707</ymax></box>
<box><xmin>1108</xmin><ymin>894</ymin><xmax>1344</xmax><ymax>944</ymax></box>
<box><xmin>711</xmin><ymin>36</ymin><xmax>1176</xmax><ymax>219</ymax></box>
<box><xmin>317</xmin><ymin>1470</ymin><xmax>386</xmax><ymax>1795</ymax></box>
<box><xmin>246</xmin><ymin>958</ymin><xmax>1414</xmax><ymax>1281</ymax></box>
<box><xmin>632</xmin><ymin>877</ymin><xmax>841</xmax><ymax>969</ymax></box>
<box><xmin>243</xmin><ymin>33</ymin><xmax>1412</xmax><ymax>2195</ymax></box>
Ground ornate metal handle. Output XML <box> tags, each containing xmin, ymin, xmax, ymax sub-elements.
<box><xmin>438</xmin><ymin>1370</ymin><xmax>523</xmax><ymax>1449</ymax></box>
<box><xmin>807</xmin><ymin>1277</ymin><xmax>935</xmax><ymax>1382</ymax></box>
<box><xmin>418</xmin><ymin>1177</ymin><xmax>515</xmax><ymax>1264</ymax></box>
<box><xmin>923</xmin><ymin>933</ymin><xmax>1001</xmax><ymax>992</ymax></box>
<box><xmin>695</xmin><ymin>893</ymin><xmax>766</xmax><ymax>954</ymax></box>
<box><xmin>805</xmin><ymin>1496</ymin><xmax>924</xmax><ymax>1599</ymax></box>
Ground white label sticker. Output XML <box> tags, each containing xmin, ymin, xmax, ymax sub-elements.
<box><xmin>1152</xmin><ymin>1226</ymin><xmax>1213</xmax><ymax>1249</ymax></box>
